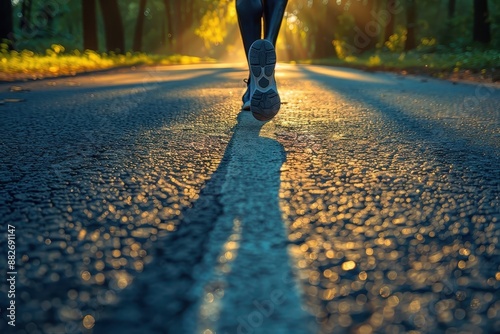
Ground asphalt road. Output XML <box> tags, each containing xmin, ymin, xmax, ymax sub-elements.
<box><xmin>0</xmin><ymin>63</ymin><xmax>499</xmax><ymax>334</ymax></box>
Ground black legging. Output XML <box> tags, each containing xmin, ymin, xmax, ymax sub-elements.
<box><xmin>236</xmin><ymin>0</ymin><xmax>288</xmax><ymax>59</ymax></box>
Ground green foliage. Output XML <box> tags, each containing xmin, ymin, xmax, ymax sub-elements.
<box><xmin>11</xmin><ymin>0</ymin><xmax>81</xmax><ymax>52</ymax></box>
<box><xmin>451</xmin><ymin>49</ymin><xmax>500</xmax><ymax>70</ymax></box>
<box><xmin>304</xmin><ymin>49</ymin><xmax>500</xmax><ymax>76</ymax></box>
<box><xmin>332</xmin><ymin>12</ymin><xmax>356</xmax><ymax>59</ymax></box>
<box><xmin>367</xmin><ymin>54</ymin><xmax>382</xmax><ymax>67</ymax></box>
<box><xmin>489</xmin><ymin>0</ymin><xmax>500</xmax><ymax>48</ymax></box>
<box><xmin>0</xmin><ymin>43</ymin><xmax>214</xmax><ymax>81</ymax></box>
<box><xmin>417</xmin><ymin>37</ymin><xmax>437</xmax><ymax>52</ymax></box>
<box><xmin>385</xmin><ymin>27</ymin><xmax>407</xmax><ymax>53</ymax></box>
<box><xmin>332</xmin><ymin>40</ymin><xmax>350</xmax><ymax>60</ymax></box>
<box><xmin>334</xmin><ymin>12</ymin><xmax>356</xmax><ymax>41</ymax></box>
<box><xmin>195</xmin><ymin>0</ymin><xmax>237</xmax><ymax>49</ymax></box>
<box><xmin>443</xmin><ymin>15</ymin><xmax>472</xmax><ymax>47</ymax></box>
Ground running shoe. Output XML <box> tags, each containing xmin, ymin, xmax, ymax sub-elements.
<box><xmin>248</xmin><ymin>39</ymin><xmax>281</xmax><ymax>121</ymax></box>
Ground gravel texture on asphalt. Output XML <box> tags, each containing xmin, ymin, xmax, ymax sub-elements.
<box><xmin>0</xmin><ymin>64</ymin><xmax>499</xmax><ymax>334</ymax></box>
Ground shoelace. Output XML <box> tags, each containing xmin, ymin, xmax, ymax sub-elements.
<box><xmin>242</xmin><ymin>78</ymin><xmax>251</xmax><ymax>103</ymax></box>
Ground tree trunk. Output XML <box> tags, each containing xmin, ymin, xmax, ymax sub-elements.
<box><xmin>350</xmin><ymin>0</ymin><xmax>378</xmax><ymax>53</ymax></box>
<box><xmin>442</xmin><ymin>0</ymin><xmax>456</xmax><ymax>44</ymax></box>
<box><xmin>312</xmin><ymin>2</ymin><xmax>337</xmax><ymax>59</ymax></box>
<box><xmin>473</xmin><ymin>0</ymin><xmax>491</xmax><ymax>44</ymax></box>
<box><xmin>185</xmin><ymin>1</ymin><xmax>194</xmax><ymax>31</ymax></box>
<box><xmin>384</xmin><ymin>0</ymin><xmax>396</xmax><ymax>42</ymax></box>
<box><xmin>448</xmin><ymin>0</ymin><xmax>456</xmax><ymax>18</ymax></box>
<box><xmin>133</xmin><ymin>0</ymin><xmax>148</xmax><ymax>51</ymax></box>
<box><xmin>184</xmin><ymin>1</ymin><xmax>196</xmax><ymax>54</ymax></box>
<box><xmin>404</xmin><ymin>0</ymin><xmax>417</xmax><ymax>51</ymax></box>
<box><xmin>99</xmin><ymin>0</ymin><xmax>125</xmax><ymax>52</ymax></box>
<box><xmin>324</xmin><ymin>3</ymin><xmax>338</xmax><ymax>57</ymax></box>
<box><xmin>161</xmin><ymin>18</ymin><xmax>166</xmax><ymax>50</ymax></box>
<box><xmin>20</xmin><ymin>0</ymin><xmax>32</xmax><ymax>32</ymax></box>
<box><xmin>82</xmin><ymin>0</ymin><xmax>98</xmax><ymax>50</ymax></box>
<box><xmin>163</xmin><ymin>0</ymin><xmax>173</xmax><ymax>49</ymax></box>
<box><xmin>312</xmin><ymin>3</ymin><xmax>324</xmax><ymax>58</ymax></box>
<box><xmin>173</xmin><ymin>0</ymin><xmax>183</xmax><ymax>53</ymax></box>
<box><xmin>39</xmin><ymin>3</ymin><xmax>56</xmax><ymax>36</ymax></box>
<box><xmin>0</xmin><ymin>0</ymin><xmax>14</xmax><ymax>47</ymax></box>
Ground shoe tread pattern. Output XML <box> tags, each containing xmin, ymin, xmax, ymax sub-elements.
<box><xmin>248</xmin><ymin>39</ymin><xmax>280</xmax><ymax>121</ymax></box>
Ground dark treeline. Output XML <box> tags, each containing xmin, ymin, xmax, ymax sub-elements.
<box><xmin>0</xmin><ymin>0</ymin><xmax>498</xmax><ymax>59</ymax></box>
<box><xmin>0</xmin><ymin>0</ymin><xmax>216</xmax><ymax>55</ymax></box>
<box><xmin>285</xmin><ymin>0</ymin><xmax>498</xmax><ymax>60</ymax></box>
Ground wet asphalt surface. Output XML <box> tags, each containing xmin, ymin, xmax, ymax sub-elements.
<box><xmin>0</xmin><ymin>63</ymin><xmax>499</xmax><ymax>334</ymax></box>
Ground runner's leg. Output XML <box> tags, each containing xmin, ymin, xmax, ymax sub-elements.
<box><xmin>263</xmin><ymin>0</ymin><xmax>288</xmax><ymax>46</ymax></box>
<box><xmin>236</xmin><ymin>0</ymin><xmax>263</xmax><ymax>58</ymax></box>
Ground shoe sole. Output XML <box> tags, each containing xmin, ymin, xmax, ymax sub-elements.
<box><xmin>248</xmin><ymin>40</ymin><xmax>281</xmax><ymax>121</ymax></box>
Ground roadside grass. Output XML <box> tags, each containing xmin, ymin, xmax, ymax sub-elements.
<box><xmin>298</xmin><ymin>50</ymin><xmax>500</xmax><ymax>82</ymax></box>
<box><xmin>0</xmin><ymin>44</ymin><xmax>216</xmax><ymax>82</ymax></box>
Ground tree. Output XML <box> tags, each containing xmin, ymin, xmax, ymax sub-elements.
<box><xmin>39</xmin><ymin>3</ymin><xmax>56</xmax><ymax>36</ymax></box>
<box><xmin>310</xmin><ymin>0</ymin><xmax>338</xmax><ymax>59</ymax></box>
<box><xmin>20</xmin><ymin>0</ymin><xmax>32</xmax><ymax>32</ymax></box>
<box><xmin>473</xmin><ymin>0</ymin><xmax>491</xmax><ymax>44</ymax></box>
<box><xmin>442</xmin><ymin>0</ymin><xmax>457</xmax><ymax>44</ymax></box>
<box><xmin>99</xmin><ymin>0</ymin><xmax>125</xmax><ymax>52</ymax></box>
<box><xmin>448</xmin><ymin>0</ymin><xmax>456</xmax><ymax>18</ymax></box>
<box><xmin>82</xmin><ymin>0</ymin><xmax>98</xmax><ymax>50</ymax></box>
<box><xmin>166</xmin><ymin>0</ymin><xmax>198</xmax><ymax>54</ymax></box>
<box><xmin>349</xmin><ymin>0</ymin><xmax>379</xmax><ymax>53</ymax></box>
<box><xmin>133</xmin><ymin>0</ymin><xmax>148</xmax><ymax>51</ymax></box>
<box><xmin>404</xmin><ymin>0</ymin><xmax>417</xmax><ymax>51</ymax></box>
<box><xmin>384</xmin><ymin>0</ymin><xmax>396</xmax><ymax>43</ymax></box>
<box><xmin>172</xmin><ymin>1</ymin><xmax>184</xmax><ymax>53</ymax></box>
<box><xmin>0</xmin><ymin>0</ymin><xmax>14</xmax><ymax>47</ymax></box>
<box><xmin>163</xmin><ymin>0</ymin><xmax>174</xmax><ymax>49</ymax></box>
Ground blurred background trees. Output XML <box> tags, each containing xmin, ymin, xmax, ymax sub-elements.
<box><xmin>0</xmin><ymin>0</ymin><xmax>14</xmax><ymax>50</ymax></box>
<box><xmin>0</xmin><ymin>0</ymin><xmax>498</xmax><ymax>61</ymax></box>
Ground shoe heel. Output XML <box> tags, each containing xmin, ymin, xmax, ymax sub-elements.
<box><xmin>248</xmin><ymin>39</ymin><xmax>281</xmax><ymax>121</ymax></box>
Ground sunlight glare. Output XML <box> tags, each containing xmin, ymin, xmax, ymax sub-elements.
<box><xmin>305</xmin><ymin>65</ymin><xmax>393</xmax><ymax>84</ymax></box>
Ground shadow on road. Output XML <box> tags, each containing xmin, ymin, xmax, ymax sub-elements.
<box><xmin>96</xmin><ymin>112</ymin><xmax>312</xmax><ymax>334</ymax></box>
<box><xmin>188</xmin><ymin>112</ymin><xmax>312</xmax><ymax>334</ymax></box>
